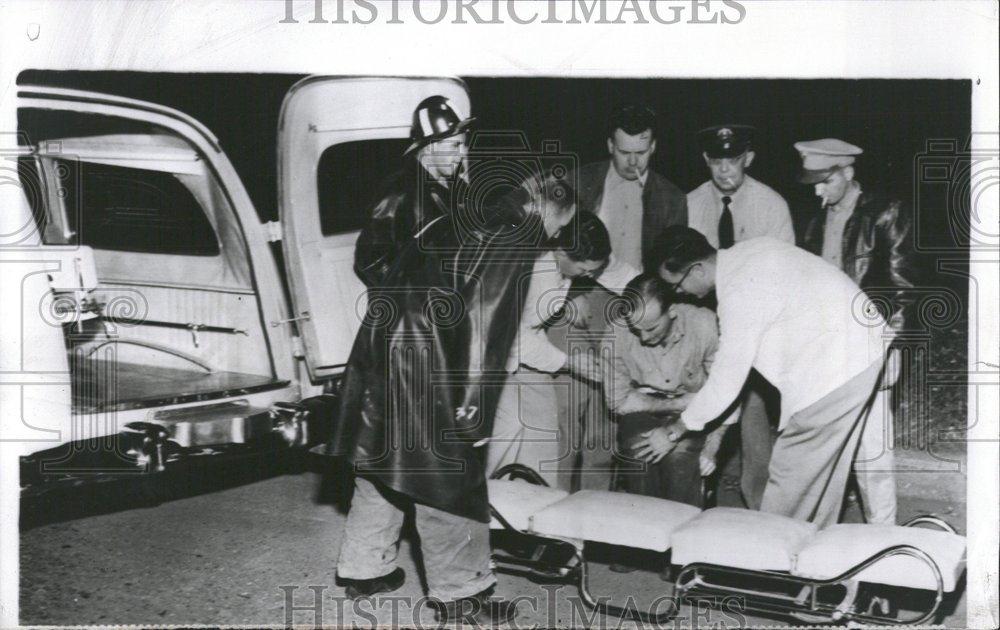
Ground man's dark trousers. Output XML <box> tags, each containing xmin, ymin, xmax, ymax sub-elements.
<box><xmin>739</xmin><ymin>371</ymin><xmax>780</xmax><ymax>510</ymax></box>
<box><xmin>617</xmin><ymin>412</ymin><xmax>704</xmax><ymax>508</ymax></box>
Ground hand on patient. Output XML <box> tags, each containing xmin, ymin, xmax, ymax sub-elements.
<box><xmin>633</xmin><ymin>423</ymin><xmax>685</xmax><ymax>464</ymax></box>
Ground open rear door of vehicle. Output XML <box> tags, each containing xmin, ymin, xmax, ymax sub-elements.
<box><xmin>277</xmin><ymin>76</ymin><xmax>470</xmax><ymax>381</ymax></box>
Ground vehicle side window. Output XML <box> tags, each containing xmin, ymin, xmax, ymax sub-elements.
<box><xmin>317</xmin><ymin>138</ymin><xmax>409</xmax><ymax>236</ymax></box>
<box><xmin>59</xmin><ymin>159</ymin><xmax>221</xmax><ymax>256</ymax></box>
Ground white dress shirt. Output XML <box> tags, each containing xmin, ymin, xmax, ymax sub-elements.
<box><xmin>595</xmin><ymin>255</ymin><xmax>640</xmax><ymax>294</ymax></box>
<box><xmin>680</xmin><ymin>237</ymin><xmax>888</xmax><ymax>432</ymax></box>
<box><xmin>687</xmin><ymin>175</ymin><xmax>794</xmax><ymax>248</ymax></box>
<box><xmin>597</xmin><ymin>167</ymin><xmax>645</xmax><ymax>272</ymax></box>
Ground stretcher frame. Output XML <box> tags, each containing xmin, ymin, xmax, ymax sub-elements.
<box><xmin>488</xmin><ymin>464</ymin><xmax>959</xmax><ymax>626</ymax></box>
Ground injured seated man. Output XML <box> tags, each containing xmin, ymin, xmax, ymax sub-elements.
<box><xmin>604</xmin><ymin>272</ymin><xmax>734</xmax><ymax>508</ymax></box>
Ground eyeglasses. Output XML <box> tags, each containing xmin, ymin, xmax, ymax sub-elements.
<box><xmin>664</xmin><ymin>264</ymin><xmax>695</xmax><ymax>294</ymax></box>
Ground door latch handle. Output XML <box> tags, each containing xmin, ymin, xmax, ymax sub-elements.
<box><xmin>271</xmin><ymin>312</ymin><xmax>311</xmax><ymax>327</ymax></box>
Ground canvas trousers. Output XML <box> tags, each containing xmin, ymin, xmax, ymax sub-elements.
<box><xmin>336</xmin><ymin>476</ymin><xmax>495</xmax><ymax>601</ymax></box>
<box><xmin>761</xmin><ymin>360</ymin><xmax>887</xmax><ymax>527</ymax></box>
<box><xmin>853</xmin><ymin>387</ymin><xmax>898</xmax><ymax>524</ymax></box>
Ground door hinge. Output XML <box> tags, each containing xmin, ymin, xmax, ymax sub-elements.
<box><xmin>263</xmin><ymin>220</ymin><xmax>282</xmax><ymax>242</ymax></box>
<box><xmin>291</xmin><ymin>335</ymin><xmax>306</xmax><ymax>359</ymax></box>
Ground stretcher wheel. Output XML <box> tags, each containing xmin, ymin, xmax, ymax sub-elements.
<box><xmin>863</xmin><ymin>592</ymin><xmax>897</xmax><ymax>619</ymax></box>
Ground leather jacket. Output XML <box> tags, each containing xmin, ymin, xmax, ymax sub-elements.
<box><xmin>803</xmin><ymin>190</ymin><xmax>915</xmax><ymax>321</ymax></box>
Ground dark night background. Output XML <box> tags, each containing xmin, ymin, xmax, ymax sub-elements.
<box><xmin>18</xmin><ymin>72</ymin><xmax>972</xmax><ymax>254</ymax></box>
<box><xmin>17</xmin><ymin>74</ymin><xmax>973</xmax><ymax>441</ymax></box>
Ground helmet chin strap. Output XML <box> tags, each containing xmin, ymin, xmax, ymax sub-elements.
<box><xmin>419</xmin><ymin>155</ymin><xmax>455</xmax><ymax>188</ymax></box>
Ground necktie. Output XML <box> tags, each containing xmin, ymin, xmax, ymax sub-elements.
<box><xmin>718</xmin><ymin>195</ymin><xmax>734</xmax><ymax>249</ymax></box>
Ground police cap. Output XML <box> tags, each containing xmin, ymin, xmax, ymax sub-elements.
<box><xmin>698</xmin><ymin>124</ymin><xmax>755</xmax><ymax>159</ymax></box>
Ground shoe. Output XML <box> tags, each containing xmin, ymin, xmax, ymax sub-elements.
<box><xmin>434</xmin><ymin>588</ymin><xmax>518</xmax><ymax>626</ymax></box>
<box><xmin>608</xmin><ymin>563</ymin><xmax>638</xmax><ymax>573</ymax></box>
<box><xmin>336</xmin><ymin>568</ymin><xmax>405</xmax><ymax>599</ymax></box>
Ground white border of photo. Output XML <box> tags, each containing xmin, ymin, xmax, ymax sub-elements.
<box><xmin>1</xmin><ymin>1</ymin><xmax>996</xmax><ymax>627</ymax></box>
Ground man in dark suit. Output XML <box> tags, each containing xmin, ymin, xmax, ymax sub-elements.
<box><xmin>572</xmin><ymin>103</ymin><xmax>688</xmax><ymax>273</ymax></box>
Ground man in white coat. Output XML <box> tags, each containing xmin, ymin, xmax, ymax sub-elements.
<box><xmin>654</xmin><ymin>227</ymin><xmax>892</xmax><ymax>526</ymax></box>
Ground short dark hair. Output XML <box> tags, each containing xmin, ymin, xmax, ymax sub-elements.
<box><xmin>608</xmin><ymin>103</ymin><xmax>657</xmax><ymax>139</ymax></box>
<box><xmin>653</xmin><ymin>226</ymin><xmax>717</xmax><ymax>274</ymax></box>
<box><xmin>519</xmin><ymin>172</ymin><xmax>575</xmax><ymax>220</ymax></box>
<box><xmin>541</xmin><ymin>173</ymin><xmax>575</xmax><ymax>217</ymax></box>
<box><xmin>622</xmin><ymin>272</ymin><xmax>673</xmax><ymax>322</ymax></box>
<box><xmin>551</xmin><ymin>211</ymin><xmax>611</xmax><ymax>263</ymax></box>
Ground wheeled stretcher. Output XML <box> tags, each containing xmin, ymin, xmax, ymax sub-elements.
<box><xmin>488</xmin><ymin>465</ymin><xmax>966</xmax><ymax>626</ymax></box>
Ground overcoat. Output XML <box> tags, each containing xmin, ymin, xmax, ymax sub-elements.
<box><xmin>328</xmin><ymin>164</ymin><xmax>535</xmax><ymax>522</ymax></box>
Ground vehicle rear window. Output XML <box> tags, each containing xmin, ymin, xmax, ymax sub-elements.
<box><xmin>60</xmin><ymin>160</ymin><xmax>220</xmax><ymax>256</ymax></box>
<box><xmin>317</xmin><ymin>138</ymin><xmax>409</xmax><ymax>236</ymax></box>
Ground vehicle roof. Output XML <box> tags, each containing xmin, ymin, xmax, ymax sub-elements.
<box><xmin>38</xmin><ymin>134</ymin><xmax>204</xmax><ymax>175</ymax></box>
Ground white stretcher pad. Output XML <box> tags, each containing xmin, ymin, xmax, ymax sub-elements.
<box><xmin>792</xmin><ymin>524</ymin><xmax>967</xmax><ymax>592</ymax></box>
<box><xmin>492</xmin><ymin>486</ymin><xmax>700</xmax><ymax>552</ymax></box>
<box><xmin>670</xmin><ymin>507</ymin><xmax>819</xmax><ymax>572</ymax></box>
<box><xmin>487</xmin><ymin>480</ymin><xmax>569</xmax><ymax>531</ymax></box>
<box><xmin>487</xmin><ymin>482</ymin><xmax>967</xmax><ymax>593</ymax></box>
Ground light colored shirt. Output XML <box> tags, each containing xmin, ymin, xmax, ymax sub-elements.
<box><xmin>506</xmin><ymin>252</ymin><xmax>638</xmax><ymax>374</ymax></box>
<box><xmin>506</xmin><ymin>251</ymin><xmax>570</xmax><ymax>373</ymax></box>
<box><xmin>596</xmin><ymin>255</ymin><xmax>640</xmax><ymax>294</ymax></box>
<box><xmin>604</xmin><ymin>304</ymin><xmax>736</xmax><ymax>426</ymax></box>
<box><xmin>821</xmin><ymin>207</ymin><xmax>851</xmax><ymax>267</ymax></box>
<box><xmin>680</xmin><ymin>237</ymin><xmax>888</xmax><ymax>432</ymax></box>
<box><xmin>821</xmin><ymin>182</ymin><xmax>863</xmax><ymax>268</ymax></box>
<box><xmin>597</xmin><ymin>166</ymin><xmax>645</xmax><ymax>271</ymax></box>
<box><xmin>687</xmin><ymin>175</ymin><xmax>794</xmax><ymax>248</ymax></box>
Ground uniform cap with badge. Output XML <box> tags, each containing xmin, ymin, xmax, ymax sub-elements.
<box><xmin>794</xmin><ymin>138</ymin><xmax>863</xmax><ymax>184</ymax></box>
<box><xmin>698</xmin><ymin>124</ymin><xmax>755</xmax><ymax>158</ymax></box>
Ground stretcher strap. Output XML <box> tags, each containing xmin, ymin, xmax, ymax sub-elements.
<box><xmin>489</xmin><ymin>463</ymin><xmax>549</xmax><ymax>486</ymax></box>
